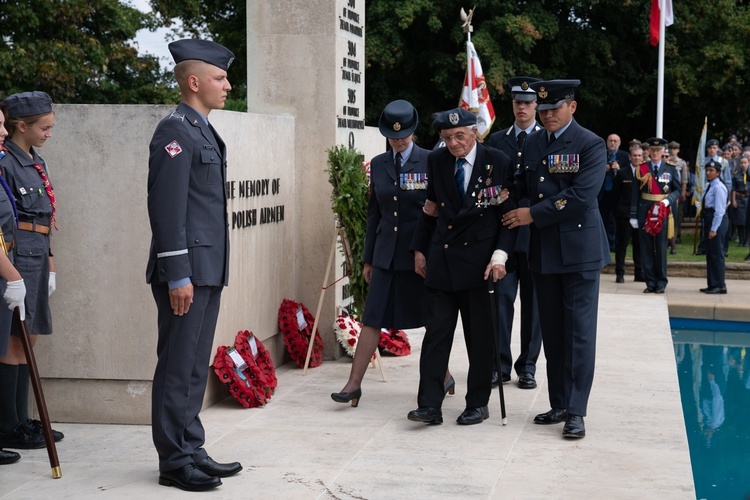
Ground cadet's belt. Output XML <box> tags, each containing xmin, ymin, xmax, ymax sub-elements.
<box><xmin>1</xmin><ymin>239</ymin><xmax>14</xmax><ymax>252</ymax></box>
<box><xmin>17</xmin><ymin>221</ymin><xmax>50</xmax><ymax>235</ymax></box>
<box><xmin>641</xmin><ymin>193</ymin><xmax>668</xmax><ymax>202</ymax></box>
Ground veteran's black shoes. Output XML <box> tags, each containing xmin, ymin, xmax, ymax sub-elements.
<box><xmin>562</xmin><ymin>415</ymin><xmax>586</xmax><ymax>438</ymax></box>
<box><xmin>533</xmin><ymin>408</ymin><xmax>568</xmax><ymax>425</ymax></box>
<box><xmin>195</xmin><ymin>456</ymin><xmax>243</xmax><ymax>478</ymax></box>
<box><xmin>700</xmin><ymin>287</ymin><xmax>727</xmax><ymax>294</ymax></box>
<box><xmin>407</xmin><ymin>407</ymin><xmax>443</xmax><ymax>424</ymax></box>
<box><xmin>456</xmin><ymin>406</ymin><xmax>489</xmax><ymax>425</ymax></box>
<box><xmin>159</xmin><ymin>463</ymin><xmax>222</xmax><ymax>491</ymax></box>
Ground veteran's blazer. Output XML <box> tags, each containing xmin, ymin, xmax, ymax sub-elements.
<box><xmin>411</xmin><ymin>141</ymin><xmax>518</xmax><ymax>292</ymax></box>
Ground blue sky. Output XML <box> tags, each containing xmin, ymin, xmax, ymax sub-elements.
<box><xmin>128</xmin><ymin>0</ymin><xmax>174</xmax><ymax>70</ymax></box>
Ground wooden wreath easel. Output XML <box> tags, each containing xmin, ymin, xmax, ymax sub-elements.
<box><xmin>302</xmin><ymin>224</ymin><xmax>386</xmax><ymax>381</ymax></box>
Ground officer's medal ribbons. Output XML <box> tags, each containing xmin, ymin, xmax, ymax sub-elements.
<box><xmin>400</xmin><ymin>173</ymin><xmax>427</xmax><ymax>190</ymax></box>
<box><xmin>548</xmin><ymin>154</ymin><xmax>580</xmax><ymax>173</ymax></box>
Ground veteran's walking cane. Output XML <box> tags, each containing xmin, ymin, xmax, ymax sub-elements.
<box><xmin>13</xmin><ymin>307</ymin><xmax>61</xmax><ymax>478</ymax></box>
<box><xmin>487</xmin><ymin>278</ymin><xmax>508</xmax><ymax>425</ymax></box>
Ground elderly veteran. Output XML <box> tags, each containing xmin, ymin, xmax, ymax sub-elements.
<box><xmin>502</xmin><ymin>79</ymin><xmax>610</xmax><ymax>439</ymax></box>
<box><xmin>408</xmin><ymin>108</ymin><xmax>517</xmax><ymax>426</ymax></box>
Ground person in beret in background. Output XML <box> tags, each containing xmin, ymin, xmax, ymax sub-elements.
<box><xmin>0</xmin><ymin>91</ymin><xmax>65</xmax><ymax>453</ymax></box>
<box><xmin>146</xmin><ymin>38</ymin><xmax>241</xmax><ymax>491</ymax></box>
<box><xmin>503</xmin><ymin>79</ymin><xmax>610</xmax><ymax>439</ymax></box>
<box><xmin>630</xmin><ymin>137</ymin><xmax>681</xmax><ymax>294</ymax></box>
<box><xmin>408</xmin><ymin>107</ymin><xmax>517</xmax><ymax>426</ymax></box>
<box><xmin>331</xmin><ymin>100</ymin><xmax>457</xmax><ymax>406</ymax></box>
<box><xmin>700</xmin><ymin>160</ymin><xmax>728</xmax><ymax>294</ymax></box>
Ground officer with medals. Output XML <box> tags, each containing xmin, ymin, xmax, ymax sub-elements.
<box><xmin>331</xmin><ymin>100</ymin><xmax>434</xmax><ymax>406</ymax></box>
<box><xmin>146</xmin><ymin>39</ymin><xmax>241</xmax><ymax>491</ymax></box>
<box><xmin>503</xmin><ymin>79</ymin><xmax>610</xmax><ymax>439</ymax></box>
<box><xmin>408</xmin><ymin>108</ymin><xmax>517</xmax><ymax>426</ymax></box>
<box><xmin>628</xmin><ymin>138</ymin><xmax>681</xmax><ymax>294</ymax></box>
<box><xmin>487</xmin><ymin>77</ymin><xmax>543</xmax><ymax>390</ymax></box>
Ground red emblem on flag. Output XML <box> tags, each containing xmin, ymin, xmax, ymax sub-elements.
<box><xmin>165</xmin><ymin>140</ymin><xmax>183</xmax><ymax>158</ymax></box>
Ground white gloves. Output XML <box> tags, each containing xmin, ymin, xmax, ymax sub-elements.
<box><xmin>4</xmin><ymin>279</ymin><xmax>26</xmax><ymax>321</ymax></box>
<box><xmin>48</xmin><ymin>271</ymin><xmax>56</xmax><ymax>297</ymax></box>
<box><xmin>629</xmin><ymin>218</ymin><xmax>639</xmax><ymax>229</ymax></box>
<box><xmin>660</xmin><ymin>199</ymin><xmax>670</xmax><ymax>207</ymax></box>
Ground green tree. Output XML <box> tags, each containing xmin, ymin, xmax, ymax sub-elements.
<box><xmin>365</xmin><ymin>0</ymin><xmax>750</xmax><ymax>156</ymax></box>
<box><xmin>0</xmin><ymin>0</ymin><xmax>176</xmax><ymax>103</ymax></box>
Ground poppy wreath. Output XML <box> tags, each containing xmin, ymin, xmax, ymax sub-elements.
<box><xmin>213</xmin><ymin>330</ymin><xmax>277</xmax><ymax>408</ymax></box>
<box><xmin>644</xmin><ymin>202</ymin><xmax>669</xmax><ymax>236</ymax></box>
<box><xmin>378</xmin><ymin>328</ymin><xmax>411</xmax><ymax>357</ymax></box>
<box><xmin>279</xmin><ymin>299</ymin><xmax>324</xmax><ymax>368</ymax></box>
<box><xmin>334</xmin><ymin>313</ymin><xmax>361</xmax><ymax>357</ymax></box>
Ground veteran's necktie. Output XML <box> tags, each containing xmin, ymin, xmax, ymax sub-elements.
<box><xmin>455</xmin><ymin>158</ymin><xmax>466</xmax><ymax>201</ymax></box>
<box><xmin>33</xmin><ymin>163</ymin><xmax>57</xmax><ymax>230</ymax></box>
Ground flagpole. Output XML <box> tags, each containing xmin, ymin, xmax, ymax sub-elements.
<box><xmin>656</xmin><ymin>0</ymin><xmax>666</xmax><ymax>137</ymax></box>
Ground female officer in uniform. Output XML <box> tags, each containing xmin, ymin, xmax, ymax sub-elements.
<box><xmin>331</xmin><ymin>100</ymin><xmax>453</xmax><ymax>406</ymax></box>
<box><xmin>0</xmin><ymin>92</ymin><xmax>63</xmax><ymax>450</ymax></box>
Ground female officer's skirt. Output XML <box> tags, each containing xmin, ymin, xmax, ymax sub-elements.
<box><xmin>361</xmin><ymin>267</ymin><xmax>428</xmax><ymax>330</ymax></box>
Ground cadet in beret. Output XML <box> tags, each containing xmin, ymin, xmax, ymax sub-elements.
<box><xmin>408</xmin><ymin>108</ymin><xmax>517</xmax><ymax>426</ymax></box>
<box><xmin>0</xmin><ymin>91</ymin><xmax>65</xmax><ymax>451</ymax></box>
<box><xmin>700</xmin><ymin>161</ymin><xmax>728</xmax><ymax>293</ymax></box>
<box><xmin>0</xmin><ymin>108</ymin><xmax>27</xmax><ymax>465</ymax></box>
<box><xmin>146</xmin><ymin>39</ymin><xmax>241</xmax><ymax>491</ymax></box>
<box><xmin>331</xmin><ymin>100</ymin><xmax>443</xmax><ymax>406</ymax></box>
<box><xmin>502</xmin><ymin>79</ymin><xmax>610</xmax><ymax>439</ymax></box>
<box><xmin>629</xmin><ymin>138</ymin><xmax>681</xmax><ymax>294</ymax></box>
<box><xmin>487</xmin><ymin>76</ymin><xmax>543</xmax><ymax>390</ymax></box>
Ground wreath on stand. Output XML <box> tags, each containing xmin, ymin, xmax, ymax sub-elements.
<box><xmin>334</xmin><ymin>313</ymin><xmax>362</xmax><ymax>357</ymax></box>
<box><xmin>378</xmin><ymin>328</ymin><xmax>411</xmax><ymax>357</ymax></box>
<box><xmin>213</xmin><ymin>330</ymin><xmax>277</xmax><ymax>408</ymax></box>
<box><xmin>279</xmin><ymin>299</ymin><xmax>324</xmax><ymax>368</ymax></box>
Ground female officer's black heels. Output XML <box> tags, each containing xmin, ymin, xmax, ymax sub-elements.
<box><xmin>331</xmin><ymin>388</ymin><xmax>362</xmax><ymax>407</ymax></box>
<box><xmin>444</xmin><ymin>376</ymin><xmax>456</xmax><ymax>396</ymax></box>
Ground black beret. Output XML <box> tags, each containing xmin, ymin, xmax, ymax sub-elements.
<box><xmin>530</xmin><ymin>79</ymin><xmax>581</xmax><ymax>110</ymax></box>
<box><xmin>705</xmin><ymin>160</ymin><xmax>722</xmax><ymax>171</ymax></box>
<box><xmin>507</xmin><ymin>76</ymin><xmax>541</xmax><ymax>102</ymax></box>
<box><xmin>706</xmin><ymin>139</ymin><xmax>720</xmax><ymax>147</ymax></box>
<box><xmin>432</xmin><ymin>108</ymin><xmax>476</xmax><ymax>132</ymax></box>
<box><xmin>3</xmin><ymin>91</ymin><xmax>53</xmax><ymax>118</ymax></box>
<box><xmin>168</xmin><ymin>39</ymin><xmax>235</xmax><ymax>71</ymax></box>
<box><xmin>646</xmin><ymin>137</ymin><xmax>668</xmax><ymax>148</ymax></box>
<box><xmin>378</xmin><ymin>100</ymin><xmax>418</xmax><ymax>139</ymax></box>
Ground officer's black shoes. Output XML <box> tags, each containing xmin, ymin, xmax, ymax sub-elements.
<box><xmin>159</xmin><ymin>463</ymin><xmax>222</xmax><ymax>491</ymax></box>
<box><xmin>195</xmin><ymin>456</ymin><xmax>243</xmax><ymax>478</ymax></box>
<box><xmin>533</xmin><ymin>408</ymin><xmax>568</xmax><ymax>425</ymax></box>
<box><xmin>0</xmin><ymin>449</ymin><xmax>21</xmax><ymax>465</ymax></box>
<box><xmin>407</xmin><ymin>407</ymin><xmax>443</xmax><ymax>424</ymax></box>
<box><xmin>517</xmin><ymin>372</ymin><xmax>537</xmax><ymax>389</ymax></box>
<box><xmin>456</xmin><ymin>406</ymin><xmax>489</xmax><ymax>425</ymax></box>
<box><xmin>702</xmin><ymin>287</ymin><xmax>727</xmax><ymax>294</ymax></box>
<box><xmin>615</xmin><ymin>275</ymin><xmax>624</xmax><ymax>283</ymax></box>
<box><xmin>0</xmin><ymin>423</ymin><xmax>45</xmax><ymax>449</ymax></box>
<box><xmin>643</xmin><ymin>287</ymin><xmax>655</xmax><ymax>293</ymax></box>
<box><xmin>562</xmin><ymin>415</ymin><xmax>586</xmax><ymax>438</ymax></box>
<box><xmin>654</xmin><ymin>287</ymin><xmax>666</xmax><ymax>294</ymax></box>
